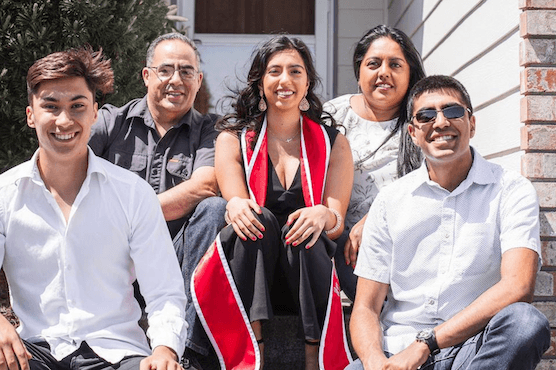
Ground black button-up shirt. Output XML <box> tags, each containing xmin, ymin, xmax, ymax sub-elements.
<box><xmin>89</xmin><ymin>96</ymin><xmax>219</xmax><ymax>236</ymax></box>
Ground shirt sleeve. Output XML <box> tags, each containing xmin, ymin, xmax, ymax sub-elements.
<box><xmin>128</xmin><ymin>178</ymin><xmax>188</xmax><ymax>356</ymax></box>
<box><xmin>0</xmin><ymin>200</ymin><xmax>5</xmax><ymax>269</ymax></box>
<box><xmin>89</xmin><ymin>104</ymin><xmax>120</xmax><ymax>158</ymax></box>
<box><xmin>354</xmin><ymin>192</ymin><xmax>392</xmax><ymax>284</ymax></box>
<box><xmin>192</xmin><ymin>114</ymin><xmax>218</xmax><ymax>172</ymax></box>
<box><xmin>499</xmin><ymin>174</ymin><xmax>541</xmax><ymax>258</ymax></box>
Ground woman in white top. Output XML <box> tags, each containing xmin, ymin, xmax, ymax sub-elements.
<box><xmin>324</xmin><ymin>25</ymin><xmax>426</xmax><ymax>301</ymax></box>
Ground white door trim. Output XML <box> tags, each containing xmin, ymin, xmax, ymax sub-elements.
<box><xmin>176</xmin><ymin>0</ymin><xmax>334</xmax><ymax>101</ymax></box>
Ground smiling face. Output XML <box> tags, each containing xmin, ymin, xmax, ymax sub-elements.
<box><xmin>408</xmin><ymin>89</ymin><xmax>475</xmax><ymax>167</ymax></box>
<box><xmin>143</xmin><ymin>39</ymin><xmax>203</xmax><ymax>129</ymax></box>
<box><xmin>358</xmin><ymin>36</ymin><xmax>411</xmax><ymax>120</ymax></box>
<box><xmin>26</xmin><ymin>76</ymin><xmax>98</xmax><ymax>163</ymax></box>
<box><xmin>260</xmin><ymin>49</ymin><xmax>309</xmax><ymax>116</ymax></box>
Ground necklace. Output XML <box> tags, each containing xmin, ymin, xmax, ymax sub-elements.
<box><xmin>267</xmin><ymin>127</ymin><xmax>300</xmax><ymax>143</ymax></box>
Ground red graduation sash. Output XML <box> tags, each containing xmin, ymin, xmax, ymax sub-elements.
<box><xmin>192</xmin><ymin>116</ymin><xmax>352</xmax><ymax>369</ymax></box>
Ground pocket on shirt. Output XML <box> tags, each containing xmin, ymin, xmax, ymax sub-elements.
<box><xmin>166</xmin><ymin>154</ymin><xmax>191</xmax><ymax>181</ymax></box>
<box><xmin>114</xmin><ymin>152</ymin><xmax>147</xmax><ymax>173</ymax></box>
<box><xmin>454</xmin><ymin>223</ymin><xmax>497</xmax><ymax>277</ymax></box>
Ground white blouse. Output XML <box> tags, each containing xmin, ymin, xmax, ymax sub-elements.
<box><xmin>324</xmin><ymin>94</ymin><xmax>400</xmax><ymax>229</ymax></box>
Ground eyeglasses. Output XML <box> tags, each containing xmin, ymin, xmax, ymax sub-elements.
<box><xmin>148</xmin><ymin>65</ymin><xmax>198</xmax><ymax>81</ymax></box>
<box><xmin>412</xmin><ymin>105</ymin><xmax>471</xmax><ymax>124</ymax></box>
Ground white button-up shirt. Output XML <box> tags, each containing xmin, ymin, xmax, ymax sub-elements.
<box><xmin>0</xmin><ymin>148</ymin><xmax>188</xmax><ymax>362</ymax></box>
<box><xmin>355</xmin><ymin>149</ymin><xmax>541</xmax><ymax>355</ymax></box>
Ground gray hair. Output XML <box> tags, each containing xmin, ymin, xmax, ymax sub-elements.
<box><xmin>146</xmin><ymin>33</ymin><xmax>201</xmax><ymax>69</ymax></box>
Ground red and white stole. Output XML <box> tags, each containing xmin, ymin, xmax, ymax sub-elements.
<box><xmin>191</xmin><ymin>116</ymin><xmax>352</xmax><ymax>370</ymax></box>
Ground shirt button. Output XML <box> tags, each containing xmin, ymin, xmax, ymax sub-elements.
<box><xmin>66</xmin><ymin>265</ymin><xmax>72</xmax><ymax>271</ymax></box>
<box><xmin>428</xmin><ymin>299</ymin><xmax>435</xmax><ymax>305</ymax></box>
<box><xmin>444</xmin><ymin>233</ymin><xmax>450</xmax><ymax>239</ymax></box>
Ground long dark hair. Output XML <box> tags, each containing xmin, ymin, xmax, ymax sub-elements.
<box><xmin>352</xmin><ymin>25</ymin><xmax>426</xmax><ymax>177</ymax></box>
<box><xmin>217</xmin><ymin>35</ymin><xmax>333</xmax><ymax>140</ymax></box>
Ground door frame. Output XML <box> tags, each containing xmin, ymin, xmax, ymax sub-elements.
<box><xmin>176</xmin><ymin>0</ymin><xmax>335</xmax><ymax>100</ymax></box>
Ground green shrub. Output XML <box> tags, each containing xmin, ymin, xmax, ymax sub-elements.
<box><xmin>0</xmin><ymin>0</ymin><xmax>174</xmax><ymax>171</ymax></box>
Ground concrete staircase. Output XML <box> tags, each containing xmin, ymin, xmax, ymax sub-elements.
<box><xmin>262</xmin><ymin>294</ymin><xmax>356</xmax><ymax>370</ymax></box>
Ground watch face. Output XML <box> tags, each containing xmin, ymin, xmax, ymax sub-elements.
<box><xmin>417</xmin><ymin>329</ymin><xmax>433</xmax><ymax>340</ymax></box>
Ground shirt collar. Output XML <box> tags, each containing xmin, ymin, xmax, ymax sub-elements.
<box><xmin>25</xmin><ymin>147</ymin><xmax>108</xmax><ymax>187</ymax></box>
<box><xmin>410</xmin><ymin>147</ymin><xmax>497</xmax><ymax>194</ymax></box>
<box><xmin>129</xmin><ymin>95</ymin><xmax>195</xmax><ymax>130</ymax></box>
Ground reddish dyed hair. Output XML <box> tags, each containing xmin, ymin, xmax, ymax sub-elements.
<box><xmin>27</xmin><ymin>46</ymin><xmax>114</xmax><ymax>103</ymax></box>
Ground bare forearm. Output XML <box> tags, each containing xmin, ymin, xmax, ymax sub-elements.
<box><xmin>436</xmin><ymin>248</ymin><xmax>537</xmax><ymax>349</ymax></box>
<box><xmin>158</xmin><ymin>167</ymin><xmax>218</xmax><ymax>221</ymax></box>
<box><xmin>436</xmin><ymin>275</ymin><xmax>534</xmax><ymax>348</ymax></box>
<box><xmin>350</xmin><ymin>305</ymin><xmax>388</xmax><ymax>368</ymax></box>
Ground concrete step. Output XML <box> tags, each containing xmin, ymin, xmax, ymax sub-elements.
<box><xmin>262</xmin><ymin>297</ymin><xmax>356</xmax><ymax>370</ymax></box>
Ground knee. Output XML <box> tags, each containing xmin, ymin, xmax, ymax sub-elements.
<box><xmin>195</xmin><ymin>196</ymin><xmax>227</xmax><ymax>215</ymax></box>
<box><xmin>258</xmin><ymin>207</ymin><xmax>280</xmax><ymax>230</ymax></box>
<box><xmin>490</xmin><ymin>302</ymin><xmax>550</xmax><ymax>348</ymax></box>
<box><xmin>190</xmin><ymin>197</ymin><xmax>227</xmax><ymax>225</ymax></box>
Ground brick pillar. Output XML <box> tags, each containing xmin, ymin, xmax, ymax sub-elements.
<box><xmin>519</xmin><ymin>0</ymin><xmax>556</xmax><ymax>367</ymax></box>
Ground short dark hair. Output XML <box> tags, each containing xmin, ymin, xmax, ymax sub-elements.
<box><xmin>407</xmin><ymin>75</ymin><xmax>473</xmax><ymax>120</ymax></box>
<box><xmin>27</xmin><ymin>46</ymin><xmax>113</xmax><ymax>103</ymax></box>
<box><xmin>146</xmin><ymin>32</ymin><xmax>201</xmax><ymax>69</ymax></box>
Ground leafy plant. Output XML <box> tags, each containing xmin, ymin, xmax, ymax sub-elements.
<box><xmin>0</xmin><ymin>0</ymin><xmax>175</xmax><ymax>171</ymax></box>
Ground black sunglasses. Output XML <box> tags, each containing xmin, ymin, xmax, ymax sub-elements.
<box><xmin>412</xmin><ymin>105</ymin><xmax>472</xmax><ymax>124</ymax></box>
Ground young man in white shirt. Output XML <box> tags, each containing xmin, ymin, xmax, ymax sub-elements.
<box><xmin>0</xmin><ymin>47</ymin><xmax>187</xmax><ymax>370</ymax></box>
<box><xmin>348</xmin><ymin>75</ymin><xmax>550</xmax><ymax>370</ymax></box>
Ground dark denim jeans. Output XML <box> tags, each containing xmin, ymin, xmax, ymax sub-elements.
<box><xmin>346</xmin><ymin>302</ymin><xmax>550</xmax><ymax>370</ymax></box>
<box><xmin>172</xmin><ymin>196</ymin><xmax>227</xmax><ymax>356</ymax></box>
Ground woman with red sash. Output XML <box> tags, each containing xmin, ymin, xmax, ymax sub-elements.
<box><xmin>192</xmin><ymin>36</ymin><xmax>353</xmax><ymax>370</ymax></box>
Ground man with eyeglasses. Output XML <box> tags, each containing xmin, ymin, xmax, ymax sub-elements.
<box><xmin>89</xmin><ymin>33</ymin><xmax>226</xmax><ymax>370</ymax></box>
<box><xmin>347</xmin><ymin>75</ymin><xmax>550</xmax><ymax>370</ymax></box>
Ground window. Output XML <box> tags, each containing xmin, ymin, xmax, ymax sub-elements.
<box><xmin>195</xmin><ymin>0</ymin><xmax>314</xmax><ymax>34</ymax></box>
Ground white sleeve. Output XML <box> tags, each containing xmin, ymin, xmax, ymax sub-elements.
<box><xmin>128</xmin><ymin>179</ymin><xmax>188</xmax><ymax>356</ymax></box>
<box><xmin>354</xmin><ymin>192</ymin><xmax>392</xmax><ymax>284</ymax></box>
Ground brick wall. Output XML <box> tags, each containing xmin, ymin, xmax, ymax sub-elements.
<box><xmin>519</xmin><ymin>0</ymin><xmax>556</xmax><ymax>368</ymax></box>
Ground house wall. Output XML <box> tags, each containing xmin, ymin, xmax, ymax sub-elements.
<box><xmin>388</xmin><ymin>0</ymin><xmax>522</xmax><ymax>172</ymax></box>
<box><xmin>520</xmin><ymin>0</ymin><xmax>556</xmax><ymax>366</ymax></box>
<box><xmin>390</xmin><ymin>0</ymin><xmax>556</xmax><ymax>365</ymax></box>
<box><xmin>334</xmin><ymin>0</ymin><xmax>387</xmax><ymax>97</ymax></box>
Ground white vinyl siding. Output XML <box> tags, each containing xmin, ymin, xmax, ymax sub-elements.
<box><xmin>389</xmin><ymin>0</ymin><xmax>522</xmax><ymax>171</ymax></box>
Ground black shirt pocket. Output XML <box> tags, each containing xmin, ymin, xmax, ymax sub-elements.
<box><xmin>166</xmin><ymin>154</ymin><xmax>192</xmax><ymax>184</ymax></box>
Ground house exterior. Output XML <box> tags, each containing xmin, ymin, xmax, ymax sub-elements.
<box><xmin>171</xmin><ymin>0</ymin><xmax>556</xmax><ymax>364</ymax></box>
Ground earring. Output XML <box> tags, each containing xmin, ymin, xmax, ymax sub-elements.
<box><xmin>299</xmin><ymin>94</ymin><xmax>309</xmax><ymax>112</ymax></box>
<box><xmin>258</xmin><ymin>90</ymin><xmax>267</xmax><ymax>112</ymax></box>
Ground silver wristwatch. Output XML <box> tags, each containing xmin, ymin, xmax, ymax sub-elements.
<box><xmin>416</xmin><ymin>328</ymin><xmax>440</xmax><ymax>356</ymax></box>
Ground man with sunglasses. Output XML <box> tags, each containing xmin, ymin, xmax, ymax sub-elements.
<box><xmin>89</xmin><ymin>33</ymin><xmax>226</xmax><ymax>370</ymax></box>
<box><xmin>347</xmin><ymin>75</ymin><xmax>550</xmax><ymax>370</ymax></box>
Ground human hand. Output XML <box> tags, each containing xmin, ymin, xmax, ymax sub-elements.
<box><xmin>226</xmin><ymin>196</ymin><xmax>265</xmax><ymax>241</ymax></box>
<box><xmin>285</xmin><ymin>205</ymin><xmax>329</xmax><ymax>248</ymax></box>
<box><xmin>367</xmin><ymin>342</ymin><xmax>428</xmax><ymax>370</ymax></box>
<box><xmin>139</xmin><ymin>346</ymin><xmax>182</xmax><ymax>370</ymax></box>
<box><xmin>0</xmin><ymin>316</ymin><xmax>32</xmax><ymax>370</ymax></box>
<box><xmin>345</xmin><ymin>215</ymin><xmax>365</xmax><ymax>268</ymax></box>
